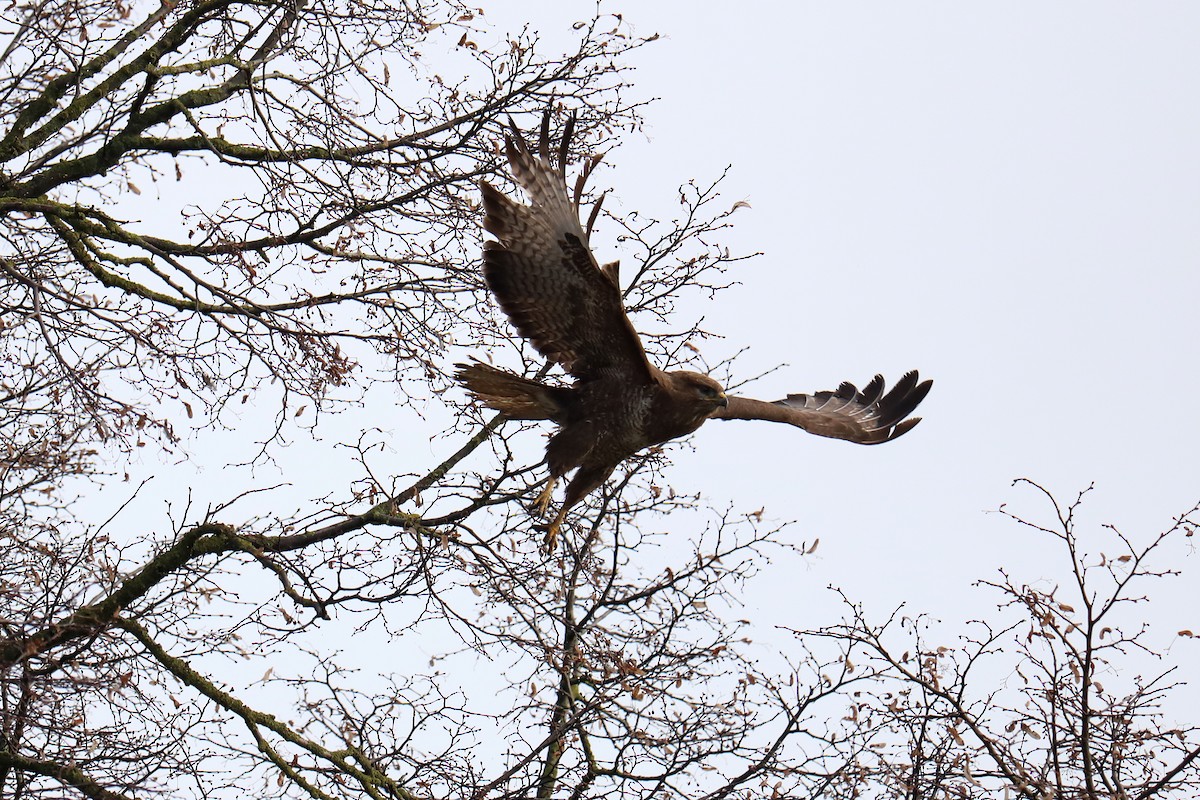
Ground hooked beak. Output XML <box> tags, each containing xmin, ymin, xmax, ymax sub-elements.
<box><xmin>716</xmin><ymin>392</ymin><xmax>729</xmax><ymax>408</ymax></box>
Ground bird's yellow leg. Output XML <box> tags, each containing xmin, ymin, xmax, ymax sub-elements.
<box><xmin>542</xmin><ymin>505</ymin><xmax>569</xmax><ymax>553</ymax></box>
<box><xmin>533</xmin><ymin>476</ymin><xmax>557</xmax><ymax>518</ymax></box>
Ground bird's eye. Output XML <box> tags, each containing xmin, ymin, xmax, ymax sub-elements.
<box><xmin>698</xmin><ymin>385</ymin><xmax>716</xmax><ymax>398</ymax></box>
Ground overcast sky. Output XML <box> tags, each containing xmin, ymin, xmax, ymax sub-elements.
<box><xmin>87</xmin><ymin>3</ymin><xmax>1199</xmax><ymax>695</ymax></box>
<box><xmin>461</xmin><ymin>2</ymin><xmax>1200</xmax><ymax>635</ymax></box>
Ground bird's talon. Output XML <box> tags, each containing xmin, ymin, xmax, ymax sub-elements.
<box><xmin>540</xmin><ymin>507</ymin><xmax>569</xmax><ymax>554</ymax></box>
<box><xmin>532</xmin><ymin>477</ymin><xmax>557</xmax><ymax>519</ymax></box>
<box><xmin>541</xmin><ymin>524</ymin><xmax>559</xmax><ymax>554</ymax></box>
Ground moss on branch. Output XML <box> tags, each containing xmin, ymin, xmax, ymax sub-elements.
<box><xmin>119</xmin><ymin>617</ymin><xmax>418</xmax><ymax>800</ymax></box>
<box><xmin>0</xmin><ymin>751</ymin><xmax>134</xmax><ymax>800</ymax></box>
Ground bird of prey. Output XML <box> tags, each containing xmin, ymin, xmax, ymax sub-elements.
<box><xmin>457</xmin><ymin>111</ymin><xmax>931</xmax><ymax>547</ymax></box>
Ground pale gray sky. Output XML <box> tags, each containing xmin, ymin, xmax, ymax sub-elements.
<box><xmin>89</xmin><ymin>1</ymin><xmax>1198</xmax><ymax>704</ymax></box>
<box><xmin>470</xmin><ymin>2</ymin><xmax>1200</xmax><ymax>630</ymax></box>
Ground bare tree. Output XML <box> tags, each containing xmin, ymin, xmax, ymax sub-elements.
<box><xmin>792</xmin><ymin>480</ymin><xmax>1200</xmax><ymax>800</ymax></box>
<box><xmin>2</xmin><ymin>2</ymin><xmax>1197</xmax><ymax>800</ymax></box>
<box><xmin>0</xmin><ymin>1</ymin><xmax>823</xmax><ymax>798</ymax></box>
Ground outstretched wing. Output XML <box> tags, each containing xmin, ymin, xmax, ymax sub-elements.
<box><xmin>710</xmin><ymin>371</ymin><xmax>932</xmax><ymax>444</ymax></box>
<box><xmin>479</xmin><ymin>112</ymin><xmax>652</xmax><ymax>385</ymax></box>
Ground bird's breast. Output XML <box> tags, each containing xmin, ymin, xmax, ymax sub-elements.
<box><xmin>641</xmin><ymin>388</ymin><xmax>709</xmax><ymax>447</ymax></box>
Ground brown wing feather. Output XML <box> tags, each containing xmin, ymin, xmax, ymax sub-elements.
<box><xmin>480</xmin><ymin>113</ymin><xmax>652</xmax><ymax>385</ymax></box>
<box><xmin>711</xmin><ymin>371</ymin><xmax>932</xmax><ymax>444</ymax></box>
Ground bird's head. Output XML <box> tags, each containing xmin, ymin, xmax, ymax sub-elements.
<box><xmin>669</xmin><ymin>370</ymin><xmax>729</xmax><ymax>415</ymax></box>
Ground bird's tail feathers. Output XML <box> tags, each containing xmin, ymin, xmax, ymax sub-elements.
<box><xmin>454</xmin><ymin>361</ymin><xmax>564</xmax><ymax>420</ymax></box>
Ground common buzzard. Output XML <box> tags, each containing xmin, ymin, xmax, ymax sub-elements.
<box><xmin>458</xmin><ymin>112</ymin><xmax>931</xmax><ymax>547</ymax></box>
